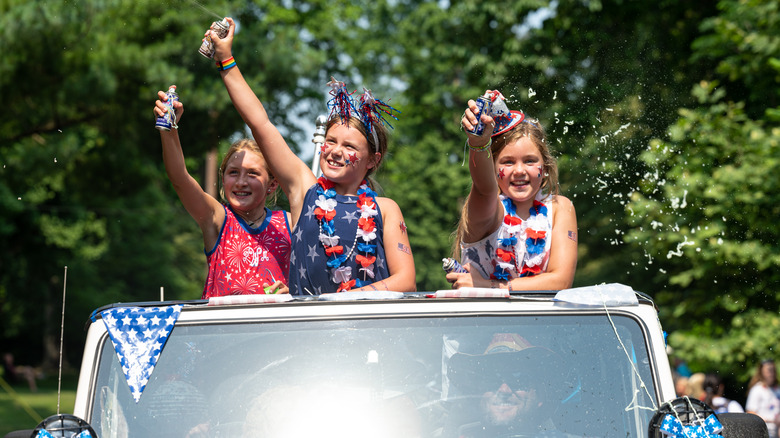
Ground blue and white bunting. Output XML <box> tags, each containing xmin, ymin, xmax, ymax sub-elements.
<box><xmin>660</xmin><ymin>413</ymin><xmax>723</xmax><ymax>438</ymax></box>
<box><xmin>36</xmin><ymin>430</ymin><xmax>92</xmax><ymax>438</ymax></box>
<box><xmin>101</xmin><ymin>305</ymin><xmax>182</xmax><ymax>403</ymax></box>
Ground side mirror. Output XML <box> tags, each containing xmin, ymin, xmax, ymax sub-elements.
<box><xmin>649</xmin><ymin>397</ymin><xmax>769</xmax><ymax>438</ymax></box>
<box><xmin>31</xmin><ymin>414</ymin><xmax>96</xmax><ymax>438</ymax></box>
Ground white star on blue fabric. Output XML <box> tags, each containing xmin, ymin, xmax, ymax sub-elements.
<box><xmin>290</xmin><ymin>251</ymin><xmax>297</xmax><ymax>266</ymax></box>
<box><xmin>101</xmin><ymin>305</ymin><xmax>182</xmax><ymax>403</ymax></box>
<box><xmin>299</xmin><ymin>265</ymin><xmax>307</xmax><ymax>279</ymax></box>
<box><xmin>342</xmin><ymin>210</ymin><xmax>359</xmax><ymax>224</ymax></box>
<box><xmin>295</xmin><ymin>227</ymin><xmax>304</xmax><ymax>243</ymax></box>
<box><xmin>307</xmin><ymin>244</ymin><xmax>320</xmax><ymax>262</ymax></box>
<box><xmin>304</xmin><ymin>204</ymin><xmax>317</xmax><ymax>220</ymax></box>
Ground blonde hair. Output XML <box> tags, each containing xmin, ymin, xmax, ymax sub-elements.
<box><xmin>218</xmin><ymin>138</ymin><xmax>279</xmax><ymax>205</ymax></box>
<box><xmin>452</xmin><ymin>118</ymin><xmax>560</xmax><ymax>259</ymax></box>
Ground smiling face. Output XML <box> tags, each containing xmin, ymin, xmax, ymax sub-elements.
<box><xmin>481</xmin><ymin>381</ymin><xmax>541</xmax><ymax>426</ymax></box>
<box><xmin>320</xmin><ymin>121</ymin><xmax>380</xmax><ymax>189</ymax></box>
<box><xmin>222</xmin><ymin>149</ymin><xmax>275</xmax><ymax>218</ymax></box>
<box><xmin>494</xmin><ymin>136</ymin><xmax>545</xmax><ymax>209</ymax></box>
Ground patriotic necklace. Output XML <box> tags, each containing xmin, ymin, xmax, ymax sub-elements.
<box><xmin>314</xmin><ymin>176</ymin><xmax>379</xmax><ymax>291</ymax></box>
<box><xmin>492</xmin><ymin>194</ymin><xmax>551</xmax><ymax>280</ymax></box>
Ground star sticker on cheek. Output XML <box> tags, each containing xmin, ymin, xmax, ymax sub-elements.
<box><xmin>320</xmin><ymin>144</ymin><xmax>327</xmax><ymax>153</ymax></box>
<box><xmin>400</xmin><ymin>220</ymin><xmax>407</xmax><ymax>234</ymax></box>
<box><xmin>346</xmin><ymin>152</ymin><xmax>359</xmax><ymax>166</ymax></box>
<box><xmin>498</xmin><ymin>167</ymin><xmax>506</xmax><ymax>179</ymax></box>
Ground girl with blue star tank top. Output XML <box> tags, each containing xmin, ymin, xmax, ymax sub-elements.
<box><xmin>212</xmin><ymin>18</ymin><xmax>416</xmax><ymax>295</ymax></box>
<box><xmin>448</xmin><ymin>90</ymin><xmax>578</xmax><ymax>291</ymax></box>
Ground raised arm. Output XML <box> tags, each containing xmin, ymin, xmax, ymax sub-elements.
<box><xmin>210</xmin><ymin>18</ymin><xmax>315</xmax><ymax>224</ymax></box>
<box><xmin>461</xmin><ymin>99</ymin><xmax>502</xmax><ymax>243</ymax></box>
<box><xmin>154</xmin><ymin>91</ymin><xmax>224</xmax><ymax>249</ymax></box>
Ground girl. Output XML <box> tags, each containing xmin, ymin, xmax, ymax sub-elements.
<box><xmin>447</xmin><ymin>92</ymin><xmax>577</xmax><ymax>290</ymax></box>
<box><xmin>746</xmin><ymin>359</ymin><xmax>780</xmax><ymax>438</ymax></box>
<box><xmin>209</xmin><ymin>19</ymin><xmax>416</xmax><ymax>295</ymax></box>
<box><xmin>154</xmin><ymin>91</ymin><xmax>291</xmax><ymax>297</ymax></box>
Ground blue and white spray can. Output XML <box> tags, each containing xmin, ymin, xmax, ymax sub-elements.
<box><xmin>467</xmin><ymin>92</ymin><xmax>494</xmax><ymax>136</ymax></box>
<box><xmin>155</xmin><ymin>85</ymin><xmax>179</xmax><ymax>131</ymax></box>
<box><xmin>442</xmin><ymin>258</ymin><xmax>468</xmax><ymax>274</ymax></box>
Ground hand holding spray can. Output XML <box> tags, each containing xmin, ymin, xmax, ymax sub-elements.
<box><xmin>467</xmin><ymin>91</ymin><xmax>494</xmax><ymax>136</ymax></box>
<box><xmin>442</xmin><ymin>258</ymin><xmax>468</xmax><ymax>274</ymax></box>
<box><xmin>155</xmin><ymin>85</ymin><xmax>179</xmax><ymax>131</ymax></box>
<box><xmin>198</xmin><ymin>18</ymin><xmax>229</xmax><ymax>59</ymax></box>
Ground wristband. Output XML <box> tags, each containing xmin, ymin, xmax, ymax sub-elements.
<box><xmin>216</xmin><ymin>56</ymin><xmax>236</xmax><ymax>71</ymax></box>
<box><xmin>466</xmin><ymin>138</ymin><xmax>491</xmax><ymax>152</ymax></box>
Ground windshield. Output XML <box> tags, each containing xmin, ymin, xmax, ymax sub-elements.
<box><xmin>91</xmin><ymin>312</ymin><xmax>657</xmax><ymax>437</ymax></box>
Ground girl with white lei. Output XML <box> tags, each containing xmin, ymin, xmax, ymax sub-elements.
<box><xmin>448</xmin><ymin>91</ymin><xmax>578</xmax><ymax>291</ymax></box>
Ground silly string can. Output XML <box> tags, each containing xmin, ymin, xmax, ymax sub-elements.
<box><xmin>155</xmin><ymin>86</ymin><xmax>179</xmax><ymax>131</ymax></box>
<box><xmin>198</xmin><ymin>18</ymin><xmax>229</xmax><ymax>59</ymax></box>
<box><xmin>442</xmin><ymin>258</ymin><xmax>468</xmax><ymax>274</ymax></box>
<box><xmin>468</xmin><ymin>92</ymin><xmax>494</xmax><ymax>136</ymax></box>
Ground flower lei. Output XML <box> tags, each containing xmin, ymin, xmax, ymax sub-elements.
<box><xmin>492</xmin><ymin>194</ymin><xmax>551</xmax><ymax>281</ymax></box>
<box><xmin>314</xmin><ymin>176</ymin><xmax>379</xmax><ymax>292</ymax></box>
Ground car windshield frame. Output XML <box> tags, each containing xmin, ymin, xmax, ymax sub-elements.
<box><xmin>88</xmin><ymin>307</ymin><xmax>660</xmax><ymax>438</ymax></box>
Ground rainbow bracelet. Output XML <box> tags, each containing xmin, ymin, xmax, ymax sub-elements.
<box><xmin>216</xmin><ymin>56</ymin><xmax>236</xmax><ymax>71</ymax></box>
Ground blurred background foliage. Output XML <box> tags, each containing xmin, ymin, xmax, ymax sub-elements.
<box><xmin>1</xmin><ymin>0</ymin><xmax>779</xmax><ymax>403</ymax></box>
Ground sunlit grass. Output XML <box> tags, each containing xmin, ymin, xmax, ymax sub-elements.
<box><xmin>0</xmin><ymin>373</ymin><xmax>77</xmax><ymax>436</ymax></box>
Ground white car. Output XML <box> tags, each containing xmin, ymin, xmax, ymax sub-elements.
<box><xmin>5</xmin><ymin>284</ymin><xmax>768</xmax><ymax>437</ymax></box>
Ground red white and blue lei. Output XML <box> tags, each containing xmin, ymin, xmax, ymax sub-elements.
<box><xmin>492</xmin><ymin>194</ymin><xmax>551</xmax><ymax>281</ymax></box>
<box><xmin>314</xmin><ymin>176</ymin><xmax>379</xmax><ymax>291</ymax></box>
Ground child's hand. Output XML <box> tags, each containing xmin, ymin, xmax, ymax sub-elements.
<box><xmin>445</xmin><ymin>263</ymin><xmax>484</xmax><ymax>289</ymax></box>
<box><xmin>263</xmin><ymin>281</ymin><xmax>289</xmax><ymax>294</ymax></box>
<box><xmin>211</xmin><ymin>17</ymin><xmax>235</xmax><ymax>63</ymax></box>
<box><xmin>154</xmin><ymin>89</ymin><xmax>184</xmax><ymax>125</ymax></box>
<box><xmin>462</xmin><ymin>97</ymin><xmax>495</xmax><ymax>147</ymax></box>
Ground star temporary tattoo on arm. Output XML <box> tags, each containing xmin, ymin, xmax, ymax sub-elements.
<box><xmin>400</xmin><ymin>220</ymin><xmax>407</xmax><ymax>234</ymax></box>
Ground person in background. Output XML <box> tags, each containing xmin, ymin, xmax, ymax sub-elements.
<box><xmin>703</xmin><ymin>372</ymin><xmax>744</xmax><ymax>413</ymax></box>
<box><xmin>154</xmin><ymin>93</ymin><xmax>291</xmax><ymax>297</ymax></box>
<box><xmin>686</xmin><ymin>372</ymin><xmax>706</xmax><ymax>400</ymax></box>
<box><xmin>746</xmin><ymin>358</ymin><xmax>780</xmax><ymax>438</ymax></box>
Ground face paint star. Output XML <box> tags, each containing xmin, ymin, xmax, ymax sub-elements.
<box><xmin>347</xmin><ymin>152</ymin><xmax>358</xmax><ymax>166</ymax></box>
<box><xmin>498</xmin><ymin>167</ymin><xmax>505</xmax><ymax>179</ymax></box>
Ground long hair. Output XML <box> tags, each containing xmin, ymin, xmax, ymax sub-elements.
<box><xmin>452</xmin><ymin>118</ymin><xmax>559</xmax><ymax>259</ymax></box>
<box><xmin>748</xmin><ymin>359</ymin><xmax>777</xmax><ymax>390</ymax></box>
<box><xmin>218</xmin><ymin>138</ymin><xmax>279</xmax><ymax>205</ymax></box>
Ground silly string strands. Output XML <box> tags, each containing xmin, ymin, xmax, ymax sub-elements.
<box><xmin>315</xmin><ymin>177</ymin><xmax>379</xmax><ymax>291</ymax></box>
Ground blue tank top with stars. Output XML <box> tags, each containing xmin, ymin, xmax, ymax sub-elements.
<box><xmin>289</xmin><ymin>183</ymin><xmax>389</xmax><ymax>295</ymax></box>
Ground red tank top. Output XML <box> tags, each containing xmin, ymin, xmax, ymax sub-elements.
<box><xmin>203</xmin><ymin>206</ymin><xmax>291</xmax><ymax>298</ymax></box>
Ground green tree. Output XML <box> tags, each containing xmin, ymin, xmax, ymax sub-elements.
<box><xmin>625</xmin><ymin>0</ymin><xmax>780</xmax><ymax>386</ymax></box>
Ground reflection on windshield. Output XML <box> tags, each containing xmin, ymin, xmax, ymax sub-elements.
<box><xmin>91</xmin><ymin>314</ymin><xmax>656</xmax><ymax>437</ymax></box>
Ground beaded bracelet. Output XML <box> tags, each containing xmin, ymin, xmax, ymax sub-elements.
<box><xmin>466</xmin><ymin>138</ymin><xmax>491</xmax><ymax>152</ymax></box>
<box><xmin>216</xmin><ymin>56</ymin><xmax>236</xmax><ymax>71</ymax></box>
